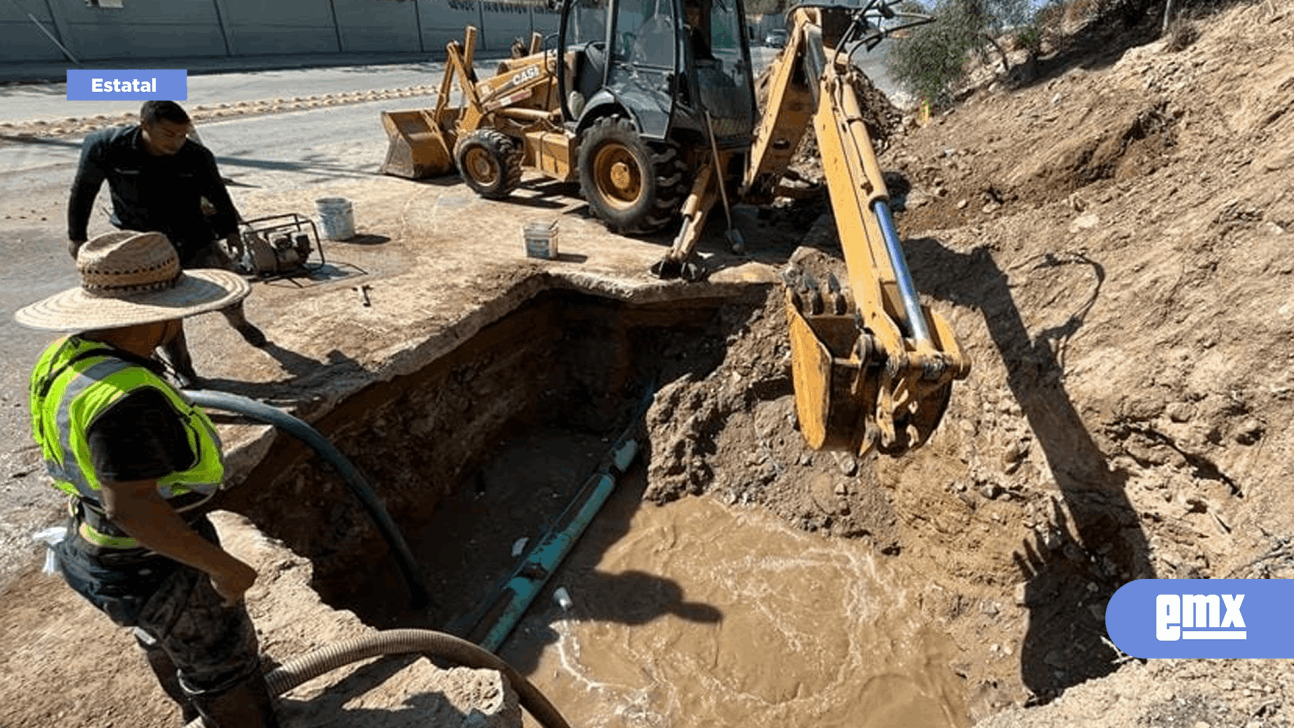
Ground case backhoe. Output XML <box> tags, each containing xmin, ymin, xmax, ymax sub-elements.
<box><xmin>380</xmin><ymin>0</ymin><xmax>757</xmax><ymax>268</ymax></box>
<box><xmin>378</xmin><ymin>0</ymin><xmax>968</xmax><ymax>458</ymax></box>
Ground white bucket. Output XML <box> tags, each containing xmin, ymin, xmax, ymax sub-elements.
<box><xmin>316</xmin><ymin>197</ymin><xmax>355</xmax><ymax>241</ymax></box>
<box><xmin>523</xmin><ymin>220</ymin><xmax>559</xmax><ymax>260</ymax></box>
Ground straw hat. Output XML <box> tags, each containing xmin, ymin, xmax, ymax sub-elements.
<box><xmin>14</xmin><ymin>230</ymin><xmax>250</xmax><ymax>332</ymax></box>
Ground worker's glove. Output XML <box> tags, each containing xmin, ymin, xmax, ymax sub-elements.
<box><xmin>68</xmin><ymin>239</ymin><xmax>85</xmax><ymax>261</ymax></box>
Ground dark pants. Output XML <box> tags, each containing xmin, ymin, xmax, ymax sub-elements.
<box><xmin>159</xmin><ymin>237</ymin><xmax>259</xmax><ymax>382</ymax></box>
<box><xmin>54</xmin><ymin>514</ymin><xmax>277</xmax><ymax>727</ymax></box>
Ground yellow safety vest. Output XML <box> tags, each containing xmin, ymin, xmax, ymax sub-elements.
<box><xmin>29</xmin><ymin>336</ymin><xmax>225</xmax><ymax>513</ymax></box>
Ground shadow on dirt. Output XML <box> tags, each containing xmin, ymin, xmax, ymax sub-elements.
<box><xmin>272</xmin><ymin>649</ymin><xmax>540</xmax><ymax>727</ymax></box>
<box><xmin>211</xmin><ymin>152</ymin><xmax>379</xmax><ymax>180</ymax></box>
<box><xmin>198</xmin><ymin>347</ymin><xmax>370</xmax><ymax>415</ymax></box>
<box><xmin>906</xmin><ymin>237</ymin><xmax>1155</xmax><ymax>703</ymax></box>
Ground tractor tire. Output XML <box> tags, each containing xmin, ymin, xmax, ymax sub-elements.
<box><xmin>577</xmin><ymin>116</ymin><xmax>687</xmax><ymax>233</ymax></box>
<box><xmin>454</xmin><ymin>129</ymin><xmax>523</xmax><ymax>200</ymax></box>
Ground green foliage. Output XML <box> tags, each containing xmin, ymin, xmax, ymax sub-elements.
<box><xmin>885</xmin><ymin>0</ymin><xmax>986</xmax><ymax>108</ymax></box>
<box><xmin>1015</xmin><ymin>22</ymin><xmax>1045</xmax><ymax>55</ymax></box>
<box><xmin>885</xmin><ymin>0</ymin><xmax>1066</xmax><ymax>108</ymax></box>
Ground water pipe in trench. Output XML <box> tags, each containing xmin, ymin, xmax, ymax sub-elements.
<box><xmin>184</xmin><ymin>389</ymin><xmax>430</xmax><ymax>609</ymax></box>
<box><xmin>455</xmin><ymin>383</ymin><xmax>654</xmax><ymax>651</ymax></box>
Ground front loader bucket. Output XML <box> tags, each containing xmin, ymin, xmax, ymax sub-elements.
<box><xmin>379</xmin><ymin>110</ymin><xmax>454</xmax><ymax>179</ymax></box>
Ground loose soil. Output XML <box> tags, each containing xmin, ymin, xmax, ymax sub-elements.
<box><xmin>647</xmin><ymin>0</ymin><xmax>1294</xmax><ymax>723</ymax></box>
<box><xmin>2</xmin><ymin>1</ymin><xmax>1294</xmax><ymax>725</ymax></box>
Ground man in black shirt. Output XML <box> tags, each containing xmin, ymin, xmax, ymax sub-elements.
<box><xmin>67</xmin><ymin>100</ymin><xmax>267</xmax><ymax>386</ymax></box>
<box><xmin>685</xmin><ymin>0</ymin><xmax>713</xmax><ymax>60</ymax></box>
<box><xmin>17</xmin><ymin>230</ymin><xmax>279</xmax><ymax>727</ymax></box>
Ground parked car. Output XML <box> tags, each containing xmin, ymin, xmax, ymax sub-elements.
<box><xmin>764</xmin><ymin>29</ymin><xmax>787</xmax><ymax>48</ymax></box>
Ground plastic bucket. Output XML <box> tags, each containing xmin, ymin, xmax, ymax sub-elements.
<box><xmin>316</xmin><ymin>197</ymin><xmax>355</xmax><ymax>241</ymax></box>
<box><xmin>523</xmin><ymin>221</ymin><xmax>559</xmax><ymax>260</ymax></box>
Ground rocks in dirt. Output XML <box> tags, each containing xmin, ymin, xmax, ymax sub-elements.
<box><xmin>1012</xmin><ymin>582</ymin><xmax>1030</xmax><ymax>607</ymax></box>
<box><xmin>1234</xmin><ymin>418</ymin><xmax>1264</xmax><ymax>445</ymax></box>
<box><xmin>832</xmin><ymin>451</ymin><xmax>859</xmax><ymax>477</ymax></box>
<box><xmin>1000</xmin><ymin>440</ymin><xmax>1029</xmax><ymax>474</ymax></box>
<box><xmin>644</xmin><ymin>296</ymin><xmax>790</xmax><ymax>504</ymax></box>
<box><xmin>1165</xmin><ymin>401</ymin><xmax>1195</xmax><ymax>423</ymax></box>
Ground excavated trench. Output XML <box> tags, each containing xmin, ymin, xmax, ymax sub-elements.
<box><xmin>215</xmin><ymin>283</ymin><xmax>969</xmax><ymax>726</ymax></box>
<box><xmin>222</xmin><ymin>287</ymin><xmax>761</xmax><ymax>624</ymax></box>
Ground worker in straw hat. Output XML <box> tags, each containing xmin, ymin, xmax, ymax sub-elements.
<box><xmin>16</xmin><ymin>230</ymin><xmax>278</xmax><ymax>727</ymax></box>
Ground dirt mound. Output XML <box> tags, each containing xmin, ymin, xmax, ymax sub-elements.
<box><xmin>645</xmin><ymin>0</ymin><xmax>1294</xmax><ymax>722</ymax></box>
<box><xmin>755</xmin><ymin>51</ymin><xmax>904</xmax><ymax>183</ymax></box>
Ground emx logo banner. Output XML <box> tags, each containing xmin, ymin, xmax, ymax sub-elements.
<box><xmin>1106</xmin><ymin>579</ymin><xmax>1294</xmax><ymax>658</ymax></box>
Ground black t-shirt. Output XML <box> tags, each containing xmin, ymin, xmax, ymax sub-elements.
<box><xmin>87</xmin><ymin>387</ymin><xmax>196</xmax><ymax>483</ymax></box>
<box><xmin>66</xmin><ymin>125</ymin><xmax>240</xmax><ymax>256</ymax></box>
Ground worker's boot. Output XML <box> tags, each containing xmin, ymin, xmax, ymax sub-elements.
<box><xmin>135</xmin><ymin>629</ymin><xmax>201</xmax><ymax>724</ymax></box>
<box><xmin>220</xmin><ymin>300</ymin><xmax>268</xmax><ymax>347</ymax></box>
<box><xmin>189</xmin><ymin>671</ymin><xmax>279</xmax><ymax>728</ymax></box>
<box><xmin>158</xmin><ymin>323</ymin><xmax>202</xmax><ymax>389</ymax></box>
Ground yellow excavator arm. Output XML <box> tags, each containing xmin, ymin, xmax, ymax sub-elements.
<box><xmin>751</xmin><ymin>5</ymin><xmax>970</xmax><ymax>457</ymax></box>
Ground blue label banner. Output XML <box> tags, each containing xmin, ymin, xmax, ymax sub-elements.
<box><xmin>1107</xmin><ymin>579</ymin><xmax>1294</xmax><ymax>658</ymax></box>
<box><xmin>67</xmin><ymin>69</ymin><xmax>187</xmax><ymax>100</ymax></box>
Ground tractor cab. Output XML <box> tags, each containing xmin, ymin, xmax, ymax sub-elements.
<box><xmin>557</xmin><ymin>0</ymin><xmax>757</xmax><ymax>149</ymax></box>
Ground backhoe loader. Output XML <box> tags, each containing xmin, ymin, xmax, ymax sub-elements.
<box><xmin>380</xmin><ymin>0</ymin><xmax>757</xmax><ymax>261</ymax></box>
<box><xmin>379</xmin><ymin>0</ymin><xmax>968</xmax><ymax>458</ymax></box>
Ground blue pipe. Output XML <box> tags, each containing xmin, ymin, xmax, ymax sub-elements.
<box><xmin>185</xmin><ymin>389</ymin><xmax>430</xmax><ymax>610</ymax></box>
<box><xmin>873</xmin><ymin>199</ymin><xmax>933</xmax><ymax>346</ymax></box>
<box><xmin>480</xmin><ymin>438</ymin><xmax>639</xmax><ymax>652</ymax></box>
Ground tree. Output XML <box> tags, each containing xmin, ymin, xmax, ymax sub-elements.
<box><xmin>885</xmin><ymin>0</ymin><xmax>988</xmax><ymax>108</ymax></box>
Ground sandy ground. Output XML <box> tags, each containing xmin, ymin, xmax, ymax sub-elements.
<box><xmin>2</xmin><ymin>1</ymin><xmax>1294</xmax><ymax>726</ymax></box>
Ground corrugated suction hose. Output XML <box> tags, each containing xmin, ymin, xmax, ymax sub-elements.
<box><xmin>183</xmin><ymin>628</ymin><xmax>572</xmax><ymax>728</ymax></box>
<box><xmin>184</xmin><ymin>389</ymin><xmax>429</xmax><ymax>609</ymax></box>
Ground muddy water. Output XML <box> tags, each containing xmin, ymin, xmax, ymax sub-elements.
<box><xmin>510</xmin><ymin>473</ymin><xmax>970</xmax><ymax>728</ymax></box>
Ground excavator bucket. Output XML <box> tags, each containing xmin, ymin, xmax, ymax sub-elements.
<box><xmin>782</xmin><ymin>262</ymin><xmax>969</xmax><ymax>458</ymax></box>
<box><xmin>379</xmin><ymin>110</ymin><xmax>454</xmax><ymax>179</ymax></box>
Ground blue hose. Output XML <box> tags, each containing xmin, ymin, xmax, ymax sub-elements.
<box><xmin>185</xmin><ymin>389</ymin><xmax>430</xmax><ymax>610</ymax></box>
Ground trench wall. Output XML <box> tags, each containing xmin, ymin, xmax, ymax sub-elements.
<box><xmin>217</xmin><ymin>290</ymin><xmax>741</xmax><ymax>607</ymax></box>
<box><xmin>0</xmin><ymin>0</ymin><xmax>560</xmax><ymax>63</ymax></box>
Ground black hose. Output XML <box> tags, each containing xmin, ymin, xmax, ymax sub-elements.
<box><xmin>185</xmin><ymin>389</ymin><xmax>430</xmax><ymax>609</ymax></box>
<box><xmin>183</xmin><ymin>629</ymin><xmax>573</xmax><ymax>728</ymax></box>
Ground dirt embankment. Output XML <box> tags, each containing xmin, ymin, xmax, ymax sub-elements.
<box><xmin>647</xmin><ymin>0</ymin><xmax>1294</xmax><ymax>723</ymax></box>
